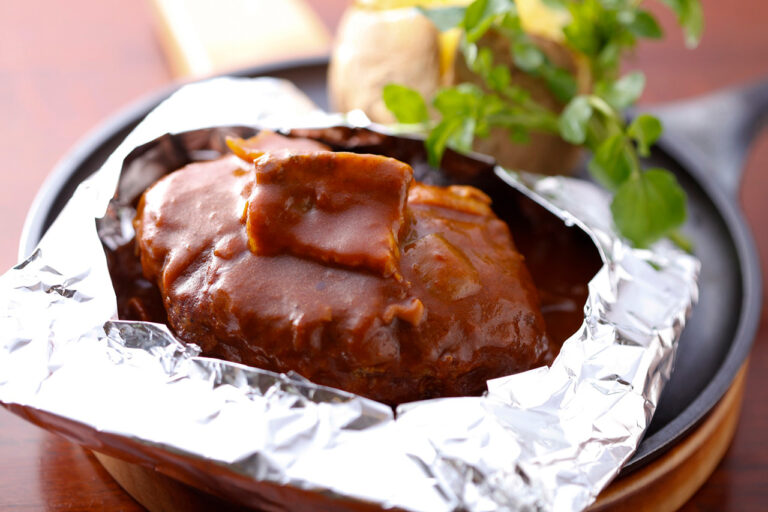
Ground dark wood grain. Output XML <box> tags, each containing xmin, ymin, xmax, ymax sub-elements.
<box><xmin>0</xmin><ymin>0</ymin><xmax>766</xmax><ymax>510</ymax></box>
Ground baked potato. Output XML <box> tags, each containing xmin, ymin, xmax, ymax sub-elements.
<box><xmin>329</xmin><ymin>0</ymin><xmax>590</xmax><ymax>175</ymax></box>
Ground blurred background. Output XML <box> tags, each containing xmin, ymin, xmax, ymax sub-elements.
<box><xmin>0</xmin><ymin>0</ymin><xmax>766</xmax><ymax>510</ymax></box>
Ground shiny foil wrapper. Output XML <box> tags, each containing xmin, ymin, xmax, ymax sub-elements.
<box><xmin>0</xmin><ymin>78</ymin><xmax>699</xmax><ymax>511</ymax></box>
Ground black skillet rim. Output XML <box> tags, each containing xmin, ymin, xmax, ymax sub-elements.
<box><xmin>17</xmin><ymin>55</ymin><xmax>762</xmax><ymax>475</ymax></box>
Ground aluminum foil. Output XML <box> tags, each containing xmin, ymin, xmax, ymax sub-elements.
<box><xmin>0</xmin><ymin>77</ymin><xmax>699</xmax><ymax>511</ymax></box>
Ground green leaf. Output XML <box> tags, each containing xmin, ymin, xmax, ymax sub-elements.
<box><xmin>562</xmin><ymin>2</ymin><xmax>600</xmax><ymax>56</ymax></box>
<box><xmin>683</xmin><ymin>1</ymin><xmax>704</xmax><ymax>48</ymax></box>
<box><xmin>541</xmin><ymin>66</ymin><xmax>578</xmax><ymax>102</ymax></box>
<box><xmin>511</xmin><ymin>35</ymin><xmax>577</xmax><ymax>101</ymax></box>
<box><xmin>558</xmin><ymin>96</ymin><xmax>593</xmax><ymax>144</ymax></box>
<box><xmin>417</xmin><ymin>6</ymin><xmax>467</xmax><ymax>31</ymax></box>
<box><xmin>611</xmin><ymin>168</ymin><xmax>687</xmax><ymax>247</ymax></box>
<box><xmin>596</xmin><ymin>42</ymin><xmax>621</xmax><ymax>75</ymax></box>
<box><xmin>541</xmin><ymin>0</ymin><xmax>567</xmax><ymax>8</ymax></box>
<box><xmin>498</xmin><ymin>11</ymin><xmax>522</xmax><ymax>32</ymax></box>
<box><xmin>500</xmin><ymin>84</ymin><xmax>530</xmax><ymax>103</ymax></box>
<box><xmin>382</xmin><ymin>84</ymin><xmax>429</xmax><ymax>124</ymax></box>
<box><xmin>508</xmin><ymin>126</ymin><xmax>530</xmax><ymax>144</ymax></box>
<box><xmin>599</xmin><ymin>0</ymin><xmax>627</xmax><ymax>8</ymax></box>
<box><xmin>447</xmin><ymin>117</ymin><xmax>477</xmax><ymax>153</ymax></box>
<box><xmin>628</xmin><ymin>114</ymin><xmax>663</xmax><ymax>156</ymax></box>
<box><xmin>477</xmin><ymin>90</ymin><xmax>507</xmax><ymax>117</ymax></box>
<box><xmin>426</xmin><ymin>117</ymin><xmax>463</xmax><ymax>167</ymax></box>
<box><xmin>661</xmin><ymin>0</ymin><xmax>704</xmax><ymax>48</ymax></box>
<box><xmin>463</xmin><ymin>0</ymin><xmax>517</xmax><ymax>42</ymax></box>
<box><xmin>600</xmin><ymin>71</ymin><xmax>645</xmax><ymax>110</ymax></box>
<box><xmin>433</xmin><ymin>84</ymin><xmax>482</xmax><ymax>118</ymax></box>
<box><xmin>471</xmin><ymin>0</ymin><xmax>517</xmax><ymax>22</ymax></box>
<box><xmin>487</xmin><ymin>64</ymin><xmax>511</xmax><ymax>91</ymax></box>
<box><xmin>512</xmin><ymin>40</ymin><xmax>545</xmax><ymax>72</ymax></box>
<box><xmin>587</xmin><ymin>134</ymin><xmax>633</xmax><ymax>190</ymax></box>
<box><xmin>472</xmin><ymin>46</ymin><xmax>494</xmax><ymax>77</ymax></box>
<box><xmin>626</xmin><ymin>9</ymin><xmax>663</xmax><ymax>39</ymax></box>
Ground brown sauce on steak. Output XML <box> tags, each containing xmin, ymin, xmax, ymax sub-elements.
<box><xmin>130</xmin><ymin>132</ymin><xmax>556</xmax><ymax>405</ymax></box>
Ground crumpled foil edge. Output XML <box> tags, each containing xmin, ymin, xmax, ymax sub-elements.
<box><xmin>0</xmin><ymin>77</ymin><xmax>699</xmax><ymax>512</ymax></box>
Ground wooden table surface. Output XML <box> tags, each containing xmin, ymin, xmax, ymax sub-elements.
<box><xmin>1</xmin><ymin>1</ymin><xmax>766</xmax><ymax>510</ymax></box>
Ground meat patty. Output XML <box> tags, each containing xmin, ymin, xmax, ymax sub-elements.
<box><xmin>134</xmin><ymin>131</ymin><xmax>552</xmax><ymax>405</ymax></box>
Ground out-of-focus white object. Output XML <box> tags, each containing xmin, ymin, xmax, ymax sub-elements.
<box><xmin>149</xmin><ymin>0</ymin><xmax>331</xmax><ymax>77</ymax></box>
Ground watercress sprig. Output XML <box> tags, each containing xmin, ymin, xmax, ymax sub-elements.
<box><xmin>382</xmin><ymin>0</ymin><xmax>702</xmax><ymax>249</ymax></box>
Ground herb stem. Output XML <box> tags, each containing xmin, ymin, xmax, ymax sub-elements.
<box><xmin>668</xmin><ymin>230</ymin><xmax>694</xmax><ymax>253</ymax></box>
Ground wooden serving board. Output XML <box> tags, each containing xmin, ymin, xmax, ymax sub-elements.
<box><xmin>93</xmin><ymin>362</ymin><xmax>748</xmax><ymax>512</ymax></box>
